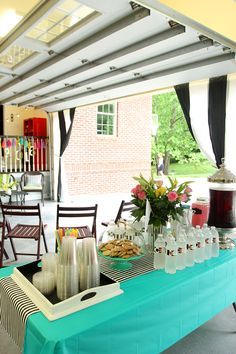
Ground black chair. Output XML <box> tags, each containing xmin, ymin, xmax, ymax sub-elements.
<box><xmin>56</xmin><ymin>204</ymin><xmax>98</xmax><ymax>240</ymax></box>
<box><xmin>20</xmin><ymin>172</ymin><xmax>45</xmax><ymax>205</ymax></box>
<box><xmin>1</xmin><ymin>203</ymin><xmax>48</xmax><ymax>261</ymax></box>
<box><xmin>101</xmin><ymin>200</ymin><xmax>136</xmax><ymax>227</ymax></box>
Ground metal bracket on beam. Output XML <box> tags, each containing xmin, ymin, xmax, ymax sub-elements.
<box><xmin>168</xmin><ymin>20</ymin><xmax>181</xmax><ymax>29</ymax></box>
<box><xmin>130</xmin><ymin>1</ymin><xmax>143</xmax><ymax>10</ymax></box>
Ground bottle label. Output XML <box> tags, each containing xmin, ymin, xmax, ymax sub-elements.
<box><xmin>178</xmin><ymin>247</ymin><xmax>186</xmax><ymax>254</ymax></box>
<box><xmin>155</xmin><ymin>247</ymin><xmax>163</xmax><ymax>254</ymax></box>
<box><xmin>196</xmin><ymin>241</ymin><xmax>201</xmax><ymax>248</ymax></box>
<box><xmin>187</xmin><ymin>244</ymin><xmax>194</xmax><ymax>250</ymax></box>
<box><xmin>212</xmin><ymin>237</ymin><xmax>216</xmax><ymax>243</ymax></box>
<box><xmin>166</xmin><ymin>249</ymin><xmax>175</xmax><ymax>256</ymax></box>
<box><xmin>205</xmin><ymin>238</ymin><xmax>210</xmax><ymax>244</ymax></box>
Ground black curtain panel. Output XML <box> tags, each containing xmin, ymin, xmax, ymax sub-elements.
<box><xmin>57</xmin><ymin>107</ymin><xmax>76</xmax><ymax>202</ymax></box>
<box><xmin>174</xmin><ymin>83</ymin><xmax>195</xmax><ymax>140</ymax></box>
<box><xmin>0</xmin><ymin>105</ymin><xmax>3</xmax><ymax>135</ymax></box>
<box><xmin>208</xmin><ymin>76</ymin><xmax>227</xmax><ymax>168</ymax></box>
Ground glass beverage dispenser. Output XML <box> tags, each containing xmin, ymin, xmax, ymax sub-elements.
<box><xmin>208</xmin><ymin>160</ymin><xmax>236</xmax><ymax>249</ymax></box>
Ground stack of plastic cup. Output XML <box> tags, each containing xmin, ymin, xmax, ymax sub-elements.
<box><xmin>57</xmin><ymin>236</ymin><xmax>79</xmax><ymax>300</ymax></box>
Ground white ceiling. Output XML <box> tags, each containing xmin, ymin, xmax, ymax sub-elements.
<box><xmin>0</xmin><ymin>0</ymin><xmax>235</xmax><ymax>112</ymax></box>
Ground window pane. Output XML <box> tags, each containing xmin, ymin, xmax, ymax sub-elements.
<box><xmin>109</xmin><ymin>104</ymin><xmax>114</xmax><ymax>113</ymax></box>
<box><xmin>98</xmin><ymin>105</ymin><xmax>103</xmax><ymax>112</ymax></box>
<box><xmin>97</xmin><ymin>114</ymin><xmax>102</xmax><ymax>124</ymax></box>
<box><xmin>103</xmin><ymin>115</ymin><xmax>107</xmax><ymax>124</ymax></box>
<box><xmin>108</xmin><ymin>115</ymin><xmax>113</xmax><ymax>124</ymax></box>
<box><xmin>108</xmin><ymin>126</ymin><xmax>113</xmax><ymax>135</ymax></box>
<box><xmin>104</xmin><ymin>104</ymin><xmax>108</xmax><ymax>113</ymax></box>
<box><xmin>97</xmin><ymin>124</ymin><xmax>102</xmax><ymax>131</ymax></box>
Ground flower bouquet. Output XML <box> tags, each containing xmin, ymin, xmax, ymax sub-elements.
<box><xmin>131</xmin><ymin>175</ymin><xmax>192</xmax><ymax>228</ymax></box>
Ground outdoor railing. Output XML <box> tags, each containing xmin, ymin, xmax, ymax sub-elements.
<box><xmin>0</xmin><ymin>135</ymin><xmax>49</xmax><ymax>173</ymax></box>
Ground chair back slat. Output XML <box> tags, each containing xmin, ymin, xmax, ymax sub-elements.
<box><xmin>3</xmin><ymin>211</ymin><xmax>40</xmax><ymax>217</ymax></box>
<box><xmin>1</xmin><ymin>203</ymin><xmax>42</xmax><ymax>220</ymax></box>
<box><xmin>1</xmin><ymin>204</ymin><xmax>40</xmax><ymax>210</ymax></box>
<box><xmin>58</xmin><ymin>206</ymin><xmax>97</xmax><ymax>212</ymax></box>
<box><xmin>58</xmin><ymin>212</ymin><xmax>97</xmax><ymax>218</ymax></box>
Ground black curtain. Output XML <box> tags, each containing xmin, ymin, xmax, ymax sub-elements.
<box><xmin>57</xmin><ymin>107</ymin><xmax>76</xmax><ymax>202</ymax></box>
<box><xmin>0</xmin><ymin>105</ymin><xmax>3</xmax><ymax>135</ymax></box>
<box><xmin>174</xmin><ymin>83</ymin><xmax>195</xmax><ymax>140</ymax></box>
<box><xmin>208</xmin><ymin>75</ymin><xmax>227</xmax><ymax>168</ymax></box>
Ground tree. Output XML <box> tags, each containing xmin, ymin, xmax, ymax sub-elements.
<box><xmin>152</xmin><ymin>91</ymin><xmax>201</xmax><ymax>174</ymax></box>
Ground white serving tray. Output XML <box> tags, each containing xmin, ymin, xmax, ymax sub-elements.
<box><xmin>11</xmin><ymin>263</ymin><xmax>123</xmax><ymax>321</ymax></box>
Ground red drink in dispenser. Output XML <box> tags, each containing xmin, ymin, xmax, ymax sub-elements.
<box><xmin>208</xmin><ymin>188</ymin><xmax>236</xmax><ymax>229</ymax></box>
<box><xmin>207</xmin><ymin>159</ymin><xmax>236</xmax><ymax>234</ymax></box>
<box><xmin>192</xmin><ymin>198</ymin><xmax>209</xmax><ymax>228</ymax></box>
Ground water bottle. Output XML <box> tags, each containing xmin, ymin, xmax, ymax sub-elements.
<box><xmin>165</xmin><ymin>236</ymin><xmax>177</xmax><ymax>274</ymax></box>
<box><xmin>154</xmin><ymin>233</ymin><xmax>165</xmax><ymax>269</ymax></box>
<box><xmin>210</xmin><ymin>226</ymin><xmax>220</xmax><ymax>257</ymax></box>
<box><xmin>186</xmin><ymin>227</ymin><xmax>196</xmax><ymax>267</ymax></box>
<box><xmin>181</xmin><ymin>205</ymin><xmax>192</xmax><ymax>231</ymax></box>
<box><xmin>176</xmin><ymin>232</ymin><xmax>187</xmax><ymax>270</ymax></box>
<box><xmin>202</xmin><ymin>223</ymin><xmax>212</xmax><ymax>260</ymax></box>
<box><xmin>194</xmin><ymin>225</ymin><xmax>205</xmax><ymax>263</ymax></box>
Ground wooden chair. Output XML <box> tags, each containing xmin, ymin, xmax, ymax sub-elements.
<box><xmin>1</xmin><ymin>203</ymin><xmax>48</xmax><ymax>261</ymax></box>
<box><xmin>114</xmin><ymin>200</ymin><xmax>136</xmax><ymax>223</ymax></box>
<box><xmin>56</xmin><ymin>204</ymin><xmax>98</xmax><ymax>239</ymax></box>
<box><xmin>0</xmin><ymin>222</ymin><xmax>10</xmax><ymax>268</ymax></box>
<box><xmin>20</xmin><ymin>172</ymin><xmax>45</xmax><ymax>205</ymax></box>
<box><xmin>101</xmin><ymin>200</ymin><xmax>136</xmax><ymax>227</ymax></box>
<box><xmin>0</xmin><ymin>221</ymin><xmax>4</xmax><ymax>267</ymax></box>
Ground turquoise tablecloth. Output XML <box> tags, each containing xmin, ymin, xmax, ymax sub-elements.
<box><xmin>1</xmin><ymin>250</ymin><xmax>236</xmax><ymax>354</ymax></box>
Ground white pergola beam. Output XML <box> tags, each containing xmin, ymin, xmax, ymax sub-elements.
<box><xmin>1</xmin><ymin>24</ymin><xmax>185</xmax><ymax>104</ymax></box>
<box><xmin>38</xmin><ymin>53</ymin><xmax>235</xmax><ymax>109</ymax></box>
<box><xmin>0</xmin><ymin>7</ymin><xmax>150</xmax><ymax>93</ymax></box>
<box><xmin>18</xmin><ymin>38</ymin><xmax>213</xmax><ymax>106</ymax></box>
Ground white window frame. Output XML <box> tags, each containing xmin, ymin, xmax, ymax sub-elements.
<box><xmin>96</xmin><ymin>102</ymin><xmax>117</xmax><ymax>136</ymax></box>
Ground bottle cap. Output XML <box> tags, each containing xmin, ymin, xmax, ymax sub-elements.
<box><xmin>182</xmin><ymin>204</ymin><xmax>190</xmax><ymax>209</ymax></box>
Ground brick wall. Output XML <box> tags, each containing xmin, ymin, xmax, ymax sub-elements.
<box><xmin>63</xmin><ymin>94</ymin><xmax>152</xmax><ymax>195</ymax></box>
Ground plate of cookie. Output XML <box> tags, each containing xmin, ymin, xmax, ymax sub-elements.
<box><xmin>98</xmin><ymin>239</ymin><xmax>145</xmax><ymax>270</ymax></box>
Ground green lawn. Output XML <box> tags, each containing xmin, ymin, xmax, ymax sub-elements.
<box><xmin>168</xmin><ymin>162</ymin><xmax>216</xmax><ymax>178</ymax></box>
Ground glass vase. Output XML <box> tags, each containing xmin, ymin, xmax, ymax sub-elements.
<box><xmin>147</xmin><ymin>224</ymin><xmax>164</xmax><ymax>252</ymax></box>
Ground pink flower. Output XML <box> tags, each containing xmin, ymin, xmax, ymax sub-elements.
<box><xmin>131</xmin><ymin>184</ymin><xmax>145</xmax><ymax>198</ymax></box>
<box><xmin>167</xmin><ymin>191</ymin><xmax>178</xmax><ymax>202</ymax></box>
<box><xmin>137</xmin><ymin>190</ymin><xmax>146</xmax><ymax>200</ymax></box>
<box><xmin>131</xmin><ymin>187</ymin><xmax>137</xmax><ymax>195</ymax></box>
<box><xmin>179</xmin><ymin>193</ymin><xmax>188</xmax><ymax>202</ymax></box>
<box><xmin>184</xmin><ymin>186</ymin><xmax>192</xmax><ymax>194</ymax></box>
